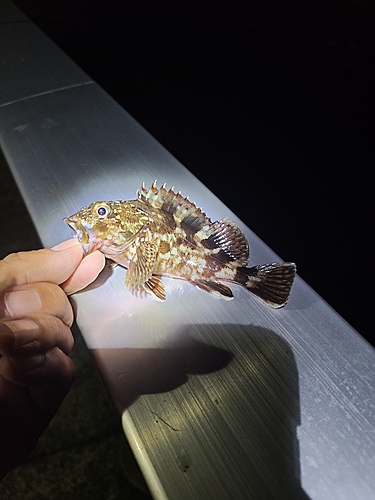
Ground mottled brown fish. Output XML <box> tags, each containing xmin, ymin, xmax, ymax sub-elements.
<box><xmin>64</xmin><ymin>182</ymin><xmax>296</xmax><ymax>307</ymax></box>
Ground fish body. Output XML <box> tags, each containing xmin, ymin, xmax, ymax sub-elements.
<box><xmin>64</xmin><ymin>182</ymin><xmax>296</xmax><ymax>307</ymax></box>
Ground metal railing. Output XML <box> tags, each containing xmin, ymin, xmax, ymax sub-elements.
<box><xmin>1</xmin><ymin>2</ymin><xmax>374</xmax><ymax>498</ymax></box>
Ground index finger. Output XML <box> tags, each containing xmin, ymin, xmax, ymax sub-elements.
<box><xmin>0</xmin><ymin>239</ymin><xmax>83</xmax><ymax>295</ymax></box>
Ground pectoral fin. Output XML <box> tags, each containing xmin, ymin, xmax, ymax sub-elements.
<box><xmin>125</xmin><ymin>242</ymin><xmax>157</xmax><ymax>289</ymax></box>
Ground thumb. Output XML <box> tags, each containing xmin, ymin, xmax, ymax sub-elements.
<box><xmin>0</xmin><ymin>239</ymin><xmax>84</xmax><ymax>295</ymax></box>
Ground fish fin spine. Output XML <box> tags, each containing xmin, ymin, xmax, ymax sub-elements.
<box><xmin>138</xmin><ymin>181</ymin><xmax>212</xmax><ymax>236</ymax></box>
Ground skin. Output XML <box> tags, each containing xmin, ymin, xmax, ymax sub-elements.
<box><xmin>0</xmin><ymin>239</ymin><xmax>105</xmax><ymax>478</ymax></box>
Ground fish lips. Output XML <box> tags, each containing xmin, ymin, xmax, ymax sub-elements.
<box><xmin>64</xmin><ymin>216</ymin><xmax>93</xmax><ymax>253</ymax></box>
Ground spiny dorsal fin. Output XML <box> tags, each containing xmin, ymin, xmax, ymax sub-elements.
<box><xmin>138</xmin><ymin>183</ymin><xmax>249</xmax><ymax>265</ymax></box>
<box><xmin>138</xmin><ymin>181</ymin><xmax>212</xmax><ymax>235</ymax></box>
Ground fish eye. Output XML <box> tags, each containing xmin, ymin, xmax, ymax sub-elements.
<box><xmin>97</xmin><ymin>206</ymin><xmax>107</xmax><ymax>216</ymax></box>
<box><xmin>94</xmin><ymin>203</ymin><xmax>111</xmax><ymax>217</ymax></box>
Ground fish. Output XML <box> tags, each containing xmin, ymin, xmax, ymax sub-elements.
<box><xmin>64</xmin><ymin>182</ymin><xmax>296</xmax><ymax>307</ymax></box>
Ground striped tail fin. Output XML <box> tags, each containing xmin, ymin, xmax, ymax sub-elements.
<box><xmin>237</xmin><ymin>262</ymin><xmax>296</xmax><ymax>308</ymax></box>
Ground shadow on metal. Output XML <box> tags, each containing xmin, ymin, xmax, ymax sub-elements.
<box><xmin>92</xmin><ymin>324</ymin><xmax>310</xmax><ymax>500</ymax></box>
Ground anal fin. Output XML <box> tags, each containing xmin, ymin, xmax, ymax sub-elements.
<box><xmin>193</xmin><ymin>279</ymin><xmax>234</xmax><ymax>300</ymax></box>
<box><xmin>143</xmin><ymin>276</ymin><xmax>166</xmax><ymax>301</ymax></box>
<box><xmin>104</xmin><ymin>258</ymin><xmax>118</xmax><ymax>270</ymax></box>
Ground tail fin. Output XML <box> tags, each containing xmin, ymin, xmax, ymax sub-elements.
<box><xmin>238</xmin><ymin>262</ymin><xmax>296</xmax><ymax>308</ymax></box>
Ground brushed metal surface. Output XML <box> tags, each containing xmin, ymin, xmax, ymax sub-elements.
<box><xmin>1</xmin><ymin>6</ymin><xmax>375</xmax><ymax>499</ymax></box>
<box><xmin>0</xmin><ymin>12</ymin><xmax>92</xmax><ymax>107</ymax></box>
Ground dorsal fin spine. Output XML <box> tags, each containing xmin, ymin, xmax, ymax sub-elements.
<box><xmin>138</xmin><ymin>182</ymin><xmax>212</xmax><ymax>234</ymax></box>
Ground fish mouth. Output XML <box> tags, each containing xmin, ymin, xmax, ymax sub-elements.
<box><xmin>64</xmin><ymin>216</ymin><xmax>93</xmax><ymax>253</ymax></box>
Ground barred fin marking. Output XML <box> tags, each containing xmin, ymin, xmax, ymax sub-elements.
<box><xmin>199</xmin><ymin>217</ymin><xmax>249</xmax><ymax>266</ymax></box>
<box><xmin>143</xmin><ymin>276</ymin><xmax>166</xmax><ymax>301</ymax></box>
<box><xmin>193</xmin><ymin>279</ymin><xmax>234</xmax><ymax>299</ymax></box>
<box><xmin>139</xmin><ymin>183</ymin><xmax>250</xmax><ymax>266</ymax></box>
<box><xmin>139</xmin><ymin>181</ymin><xmax>212</xmax><ymax>239</ymax></box>
<box><xmin>125</xmin><ymin>241</ymin><xmax>157</xmax><ymax>288</ymax></box>
<box><xmin>237</xmin><ymin>262</ymin><xmax>296</xmax><ymax>308</ymax></box>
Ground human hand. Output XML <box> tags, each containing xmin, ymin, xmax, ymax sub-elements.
<box><xmin>0</xmin><ymin>239</ymin><xmax>105</xmax><ymax>478</ymax></box>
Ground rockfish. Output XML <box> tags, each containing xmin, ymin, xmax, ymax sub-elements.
<box><xmin>64</xmin><ymin>182</ymin><xmax>296</xmax><ymax>306</ymax></box>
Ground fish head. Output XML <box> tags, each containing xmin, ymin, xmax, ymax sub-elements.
<box><xmin>64</xmin><ymin>200</ymin><xmax>149</xmax><ymax>256</ymax></box>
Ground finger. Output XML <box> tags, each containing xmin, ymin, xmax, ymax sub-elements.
<box><xmin>62</xmin><ymin>250</ymin><xmax>105</xmax><ymax>295</ymax></box>
<box><xmin>0</xmin><ymin>346</ymin><xmax>75</xmax><ymax>388</ymax></box>
<box><xmin>0</xmin><ymin>239</ymin><xmax>83</xmax><ymax>295</ymax></box>
<box><xmin>0</xmin><ymin>314</ymin><xmax>74</xmax><ymax>356</ymax></box>
<box><xmin>3</xmin><ymin>282</ymin><xmax>74</xmax><ymax>326</ymax></box>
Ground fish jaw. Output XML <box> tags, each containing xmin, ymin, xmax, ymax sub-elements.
<box><xmin>64</xmin><ymin>216</ymin><xmax>102</xmax><ymax>255</ymax></box>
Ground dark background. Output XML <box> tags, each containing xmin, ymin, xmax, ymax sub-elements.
<box><xmin>12</xmin><ymin>1</ymin><xmax>374</xmax><ymax>345</ymax></box>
